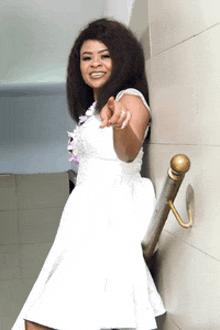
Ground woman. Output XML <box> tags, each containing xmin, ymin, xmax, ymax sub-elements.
<box><xmin>12</xmin><ymin>19</ymin><xmax>165</xmax><ymax>330</ymax></box>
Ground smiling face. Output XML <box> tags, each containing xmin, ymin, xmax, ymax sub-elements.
<box><xmin>80</xmin><ymin>40</ymin><xmax>113</xmax><ymax>100</ymax></box>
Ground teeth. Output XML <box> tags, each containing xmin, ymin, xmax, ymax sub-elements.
<box><xmin>90</xmin><ymin>72</ymin><xmax>105</xmax><ymax>78</ymax></box>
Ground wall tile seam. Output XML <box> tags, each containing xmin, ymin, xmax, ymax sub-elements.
<box><xmin>0</xmin><ymin>278</ymin><xmax>22</xmax><ymax>283</ymax></box>
<box><xmin>0</xmin><ymin>243</ymin><xmax>21</xmax><ymax>248</ymax></box>
<box><xmin>17</xmin><ymin>206</ymin><xmax>66</xmax><ymax>211</ymax></box>
<box><xmin>15</xmin><ymin>175</ymin><xmax>21</xmax><ymax>247</ymax></box>
<box><xmin>151</xmin><ymin>21</ymin><xmax>220</xmax><ymax>58</ymax></box>
<box><xmin>16</xmin><ymin>172</ymin><xmax>69</xmax><ymax>178</ymax></box>
<box><xmin>18</xmin><ymin>242</ymin><xmax>54</xmax><ymax>246</ymax></box>
<box><xmin>169</xmin><ymin>317</ymin><xmax>182</xmax><ymax>330</ymax></box>
<box><xmin>164</xmin><ymin>229</ymin><xmax>220</xmax><ymax>263</ymax></box>
<box><xmin>20</xmin><ymin>276</ymin><xmax>39</xmax><ymax>282</ymax></box>
<box><xmin>15</xmin><ymin>176</ymin><xmax>23</xmax><ymax>279</ymax></box>
<box><xmin>0</xmin><ymin>276</ymin><xmax>21</xmax><ymax>282</ymax></box>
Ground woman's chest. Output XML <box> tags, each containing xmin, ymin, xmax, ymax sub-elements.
<box><xmin>77</xmin><ymin>115</ymin><xmax>117</xmax><ymax>160</ymax></box>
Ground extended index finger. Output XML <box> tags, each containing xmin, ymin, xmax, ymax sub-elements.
<box><xmin>107</xmin><ymin>96</ymin><xmax>115</xmax><ymax>110</ymax></box>
<box><xmin>100</xmin><ymin>106</ymin><xmax>111</xmax><ymax>128</ymax></box>
<box><xmin>108</xmin><ymin>100</ymin><xmax>122</xmax><ymax>125</ymax></box>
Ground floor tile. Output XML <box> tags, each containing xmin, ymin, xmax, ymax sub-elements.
<box><xmin>0</xmin><ymin>279</ymin><xmax>24</xmax><ymax>318</ymax></box>
<box><xmin>0</xmin><ymin>210</ymin><xmax>19</xmax><ymax>244</ymax></box>
<box><xmin>16</xmin><ymin>172</ymin><xmax>69</xmax><ymax>210</ymax></box>
<box><xmin>18</xmin><ymin>207</ymin><xmax>62</xmax><ymax>244</ymax></box>
<box><xmin>0</xmin><ymin>175</ymin><xmax>17</xmax><ymax>211</ymax></box>
<box><xmin>0</xmin><ymin>244</ymin><xmax>21</xmax><ymax>280</ymax></box>
<box><xmin>20</xmin><ymin>242</ymin><xmax>52</xmax><ymax>279</ymax></box>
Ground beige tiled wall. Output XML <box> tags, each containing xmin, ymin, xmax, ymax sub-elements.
<box><xmin>0</xmin><ymin>173</ymin><xmax>69</xmax><ymax>329</ymax></box>
<box><xmin>130</xmin><ymin>1</ymin><xmax>220</xmax><ymax>329</ymax></box>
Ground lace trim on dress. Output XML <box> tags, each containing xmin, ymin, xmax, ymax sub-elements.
<box><xmin>67</xmin><ymin>101</ymin><xmax>97</xmax><ymax>164</ymax></box>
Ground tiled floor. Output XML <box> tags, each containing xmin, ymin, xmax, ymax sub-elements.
<box><xmin>0</xmin><ymin>172</ymin><xmax>69</xmax><ymax>329</ymax></box>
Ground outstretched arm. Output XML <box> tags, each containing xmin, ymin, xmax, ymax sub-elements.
<box><xmin>100</xmin><ymin>95</ymin><xmax>150</xmax><ymax>162</ymax></box>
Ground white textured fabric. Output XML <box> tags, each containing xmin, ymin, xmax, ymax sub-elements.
<box><xmin>12</xmin><ymin>89</ymin><xmax>165</xmax><ymax>330</ymax></box>
<box><xmin>115</xmin><ymin>88</ymin><xmax>151</xmax><ymax>115</ymax></box>
<box><xmin>115</xmin><ymin>88</ymin><xmax>151</xmax><ymax>137</ymax></box>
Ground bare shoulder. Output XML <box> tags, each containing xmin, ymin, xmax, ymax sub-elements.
<box><xmin>119</xmin><ymin>94</ymin><xmax>150</xmax><ymax>129</ymax></box>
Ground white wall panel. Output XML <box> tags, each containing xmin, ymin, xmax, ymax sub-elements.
<box><xmin>150</xmin><ymin>38</ymin><xmax>200</xmax><ymax>145</ymax></box>
<box><xmin>156</xmin><ymin>231</ymin><xmax>220</xmax><ymax>329</ymax></box>
<box><xmin>130</xmin><ymin>1</ymin><xmax>220</xmax><ymax>329</ymax></box>
<box><xmin>149</xmin><ymin>0</ymin><xmax>220</xmax><ymax>56</ymax></box>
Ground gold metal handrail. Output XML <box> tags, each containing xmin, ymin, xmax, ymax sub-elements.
<box><xmin>142</xmin><ymin>154</ymin><xmax>193</xmax><ymax>264</ymax></box>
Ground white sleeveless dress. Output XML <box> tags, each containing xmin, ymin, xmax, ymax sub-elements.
<box><xmin>12</xmin><ymin>89</ymin><xmax>165</xmax><ymax>330</ymax></box>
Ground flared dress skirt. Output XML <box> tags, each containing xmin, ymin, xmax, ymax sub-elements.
<box><xmin>12</xmin><ymin>88</ymin><xmax>165</xmax><ymax>330</ymax></box>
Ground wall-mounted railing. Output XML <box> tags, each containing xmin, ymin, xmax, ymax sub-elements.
<box><xmin>142</xmin><ymin>154</ymin><xmax>193</xmax><ymax>264</ymax></box>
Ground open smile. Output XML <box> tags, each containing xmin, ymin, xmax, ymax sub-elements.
<box><xmin>90</xmin><ymin>72</ymin><xmax>106</xmax><ymax>79</ymax></box>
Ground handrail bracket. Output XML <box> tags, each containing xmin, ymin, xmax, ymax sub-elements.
<box><xmin>169</xmin><ymin>200</ymin><xmax>193</xmax><ymax>228</ymax></box>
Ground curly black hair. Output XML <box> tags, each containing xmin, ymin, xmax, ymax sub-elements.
<box><xmin>67</xmin><ymin>18</ymin><xmax>149</xmax><ymax>122</ymax></box>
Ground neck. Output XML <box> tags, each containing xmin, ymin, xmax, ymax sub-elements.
<box><xmin>93</xmin><ymin>89</ymin><xmax>98</xmax><ymax>101</ymax></box>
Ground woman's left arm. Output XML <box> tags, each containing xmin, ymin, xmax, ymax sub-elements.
<box><xmin>100</xmin><ymin>95</ymin><xmax>150</xmax><ymax>162</ymax></box>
